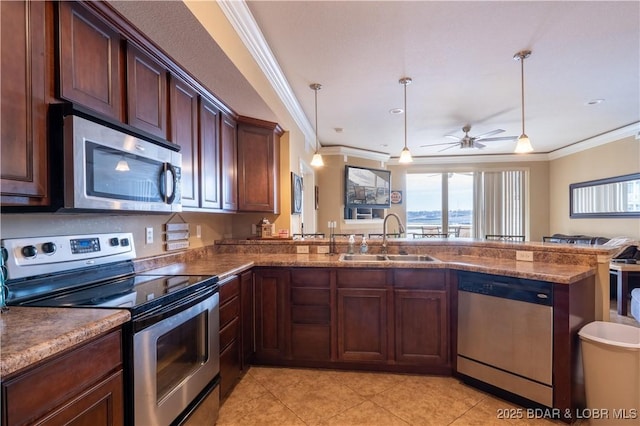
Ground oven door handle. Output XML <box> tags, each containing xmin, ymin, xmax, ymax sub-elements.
<box><xmin>133</xmin><ymin>286</ymin><xmax>218</xmax><ymax>332</ymax></box>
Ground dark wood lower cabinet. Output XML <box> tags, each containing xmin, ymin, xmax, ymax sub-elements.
<box><xmin>254</xmin><ymin>268</ymin><xmax>290</xmax><ymax>362</ymax></box>
<box><xmin>218</xmin><ymin>275</ymin><xmax>242</xmax><ymax>399</ymax></box>
<box><xmin>290</xmin><ymin>269</ymin><xmax>332</xmax><ymax>361</ymax></box>
<box><xmin>394</xmin><ymin>289</ymin><xmax>448</xmax><ymax>365</ymax></box>
<box><xmin>1</xmin><ymin>329</ymin><xmax>124</xmax><ymax>426</ymax></box>
<box><xmin>337</xmin><ymin>288</ymin><xmax>388</xmax><ymax>362</ymax></box>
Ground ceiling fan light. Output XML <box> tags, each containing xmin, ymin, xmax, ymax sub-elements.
<box><xmin>311</xmin><ymin>152</ymin><xmax>324</xmax><ymax>167</ymax></box>
<box><xmin>514</xmin><ymin>134</ymin><xmax>533</xmax><ymax>154</ymax></box>
<box><xmin>399</xmin><ymin>146</ymin><xmax>413</xmax><ymax>163</ymax></box>
<box><xmin>115</xmin><ymin>158</ymin><xmax>130</xmax><ymax>172</ymax></box>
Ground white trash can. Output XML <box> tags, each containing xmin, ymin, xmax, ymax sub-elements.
<box><xmin>579</xmin><ymin>321</ymin><xmax>640</xmax><ymax>425</ymax></box>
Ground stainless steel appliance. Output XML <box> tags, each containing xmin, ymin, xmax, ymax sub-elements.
<box><xmin>456</xmin><ymin>271</ymin><xmax>553</xmax><ymax>407</ymax></box>
<box><xmin>48</xmin><ymin>104</ymin><xmax>182</xmax><ymax>213</ymax></box>
<box><xmin>1</xmin><ymin>233</ymin><xmax>219</xmax><ymax>426</ymax></box>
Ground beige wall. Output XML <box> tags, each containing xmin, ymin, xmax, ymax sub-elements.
<box><xmin>549</xmin><ymin>136</ymin><xmax>640</xmax><ymax>240</ymax></box>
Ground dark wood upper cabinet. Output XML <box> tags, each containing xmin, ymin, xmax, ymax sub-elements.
<box><xmin>169</xmin><ymin>74</ymin><xmax>199</xmax><ymax>208</ymax></box>
<box><xmin>221</xmin><ymin>113</ymin><xmax>238</xmax><ymax>211</ymax></box>
<box><xmin>126</xmin><ymin>42</ymin><xmax>168</xmax><ymax>138</ymax></box>
<box><xmin>1</xmin><ymin>0</ymin><xmax>49</xmax><ymax>206</ymax></box>
<box><xmin>199</xmin><ymin>98</ymin><xmax>222</xmax><ymax>210</ymax></box>
<box><xmin>57</xmin><ymin>1</ymin><xmax>123</xmax><ymax>120</ymax></box>
<box><xmin>237</xmin><ymin>117</ymin><xmax>282</xmax><ymax>213</ymax></box>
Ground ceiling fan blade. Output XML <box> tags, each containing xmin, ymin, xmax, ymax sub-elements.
<box><xmin>473</xmin><ymin>142</ymin><xmax>486</xmax><ymax>149</ymax></box>
<box><xmin>480</xmin><ymin>136</ymin><xmax>518</xmax><ymax>142</ymax></box>
<box><xmin>438</xmin><ymin>144</ymin><xmax>459</xmax><ymax>152</ymax></box>
<box><xmin>473</xmin><ymin>129</ymin><xmax>505</xmax><ymax>141</ymax></box>
<box><xmin>445</xmin><ymin>134</ymin><xmax>462</xmax><ymax>141</ymax></box>
<box><xmin>420</xmin><ymin>142</ymin><xmax>458</xmax><ymax>148</ymax></box>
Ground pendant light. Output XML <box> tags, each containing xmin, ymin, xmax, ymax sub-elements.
<box><xmin>398</xmin><ymin>77</ymin><xmax>413</xmax><ymax>163</ymax></box>
<box><xmin>513</xmin><ymin>50</ymin><xmax>534</xmax><ymax>154</ymax></box>
<box><xmin>115</xmin><ymin>156</ymin><xmax>130</xmax><ymax>172</ymax></box>
<box><xmin>309</xmin><ymin>83</ymin><xmax>324</xmax><ymax>167</ymax></box>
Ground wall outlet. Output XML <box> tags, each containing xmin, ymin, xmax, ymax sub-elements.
<box><xmin>251</xmin><ymin>224</ymin><xmax>257</xmax><ymax>235</ymax></box>
<box><xmin>516</xmin><ymin>250</ymin><xmax>534</xmax><ymax>262</ymax></box>
<box><xmin>296</xmin><ymin>245</ymin><xmax>309</xmax><ymax>254</ymax></box>
<box><xmin>196</xmin><ymin>225</ymin><xmax>202</xmax><ymax>238</ymax></box>
<box><xmin>316</xmin><ymin>246</ymin><xmax>330</xmax><ymax>254</ymax></box>
<box><xmin>145</xmin><ymin>227</ymin><xmax>153</xmax><ymax>244</ymax></box>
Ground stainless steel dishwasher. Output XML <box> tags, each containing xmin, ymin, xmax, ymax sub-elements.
<box><xmin>457</xmin><ymin>271</ymin><xmax>553</xmax><ymax>407</ymax></box>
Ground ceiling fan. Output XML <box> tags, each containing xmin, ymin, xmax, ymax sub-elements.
<box><xmin>421</xmin><ymin>125</ymin><xmax>518</xmax><ymax>151</ymax></box>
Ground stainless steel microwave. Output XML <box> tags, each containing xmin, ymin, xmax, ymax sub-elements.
<box><xmin>50</xmin><ymin>104</ymin><xmax>182</xmax><ymax>213</ymax></box>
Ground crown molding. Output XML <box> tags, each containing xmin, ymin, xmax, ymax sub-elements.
<box><xmin>547</xmin><ymin>122</ymin><xmax>640</xmax><ymax>160</ymax></box>
<box><xmin>319</xmin><ymin>146</ymin><xmax>391</xmax><ymax>162</ymax></box>
<box><xmin>217</xmin><ymin>0</ymin><xmax>316</xmax><ymax>152</ymax></box>
<box><xmin>388</xmin><ymin>153</ymin><xmax>550</xmax><ymax>165</ymax></box>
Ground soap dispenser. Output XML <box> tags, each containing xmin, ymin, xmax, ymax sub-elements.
<box><xmin>348</xmin><ymin>235</ymin><xmax>355</xmax><ymax>254</ymax></box>
<box><xmin>360</xmin><ymin>236</ymin><xmax>368</xmax><ymax>254</ymax></box>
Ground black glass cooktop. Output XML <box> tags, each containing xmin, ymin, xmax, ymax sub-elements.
<box><xmin>14</xmin><ymin>273</ymin><xmax>217</xmax><ymax>316</ymax></box>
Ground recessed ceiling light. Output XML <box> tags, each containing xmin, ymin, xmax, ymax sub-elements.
<box><xmin>587</xmin><ymin>99</ymin><xmax>604</xmax><ymax>105</ymax></box>
<box><xmin>334</xmin><ymin>127</ymin><xmax>344</xmax><ymax>133</ymax></box>
<box><xmin>389</xmin><ymin>108</ymin><xmax>403</xmax><ymax>115</ymax></box>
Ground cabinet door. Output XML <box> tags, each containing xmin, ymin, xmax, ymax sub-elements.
<box><xmin>58</xmin><ymin>1</ymin><xmax>122</xmax><ymax>120</ymax></box>
<box><xmin>126</xmin><ymin>42</ymin><xmax>168</xmax><ymax>138</ymax></box>
<box><xmin>199</xmin><ymin>98</ymin><xmax>222</xmax><ymax>209</ymax></box>
<box><xmin>221</xmin><ymin>113</ymin><xmax>238</xmax><ymax>211</ymax></box>
<box><xmin>240</xmin><ymin>270</ymin><xmax>254</xmax><ymax>369</ymax></box>
<box><xmin>237</xmin><ymin>120</ymin><xmax>280</xmax><ymax>213</ymax></box>
<box><xmin>36</xmin><ymin>371</ymin><xmax>124</xmax><ymax>426</ymax></box>
<box><xmin>337</xmin><ymin>288</ymin><xmax>388</xmax><ymax>362</ymax></box>
<box><xmin>169</xmin><ymin>75</ymin><xmax>199</xmax><ymax>208</ymax></box>
<box><xmin>1</xmin><ymin>0</ymin><xmax>48</xmax><ymax>206</ymax></box>
<box><xmin>290</xmin><ymin>269</ymin><xmax>332</xmax><ymax>361</ymax></box>
<box><xmin>254</xmin><ymin>268</ymin><xmax>289</xmax><ymax>361</ymax></box>
<box><xmin>394</xmin><ymin>289</ymin><xmax>449</xmax><ymax>365</ymax></box>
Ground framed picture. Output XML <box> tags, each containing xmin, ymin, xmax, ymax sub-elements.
<box><xmin>291</xmin><ymin>172</ymin><xmax>303</xmax><ymax>214</ymax></box>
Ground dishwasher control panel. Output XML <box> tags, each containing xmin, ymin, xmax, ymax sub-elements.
<box><xmin>458</xmin><ymin>271</ymin><xmax>553</xmax><ymax>306</ymax></box>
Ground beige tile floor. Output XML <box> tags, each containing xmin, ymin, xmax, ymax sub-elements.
<box><xmin>217</xmin><ymin>366</ymin><xmax>567</xmax><ymax>426</ymax></box>
<box><xmin>218</xmin><ymin>305</ymin><xmax>637</xmax><ymax>426</ymax></box>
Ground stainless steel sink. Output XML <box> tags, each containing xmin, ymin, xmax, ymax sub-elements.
<box><xmin>339</xmin><ymin>253</ymin><xmax>436</xmax><ymax>262</ymax></box>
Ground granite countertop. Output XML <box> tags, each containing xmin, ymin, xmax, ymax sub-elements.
<box><xmin>143</xmin><ymin>252</ymin><xmax>596</xmax><ymax>285</ymax></box>
<box><xmin>0</xmin><ymin>307</ymin><xmax>130</xmax><ymax>377</ymax></box>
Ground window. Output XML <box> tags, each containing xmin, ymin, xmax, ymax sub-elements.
<box><xmin>406</xmin><ymin>170</ymin><xmax>526</xmax><ymax>239</ymax></box>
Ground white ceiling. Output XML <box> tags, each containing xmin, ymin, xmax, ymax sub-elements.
<box><xmin>110</xmin><ymin>1</ymin><xmax>639</xmax><ymax>161</ymax></box>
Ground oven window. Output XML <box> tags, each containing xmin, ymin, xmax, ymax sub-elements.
<box><xmin>86</xmin><ymin>141</ymin><xmax>164</xmax><ymax>202</ymax></box>
<box><xmin>156</xmin><ymin>310</ymin><xmax>208</xmax><ymax>402</ymax></box>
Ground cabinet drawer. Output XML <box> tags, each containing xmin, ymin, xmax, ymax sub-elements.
<box><xmin>291</xmin><ymin>269</ymin><xmax>330</xmax><ymax>287</ymax></box>
<box><xmin>220</xmin><ymin>295</ymin><xmax>240</xmax><ymax>329</ymax></box>
<box><xmin>393</xmin><ymin>269</ymin><xmax>446</xmax><ymax>290</ymax></box>
<box><xmin>220</xmin><ymin>316</ymin><xmax>239</xmax><ymax>351</ymax></box>
<box><xmin>2</xmin><ymin>330</ymin><xmax>122</xmax><ymax>426</ymax></box>
<box><xmin>337</xmin><ymin>269</ymin><xmax>388</xmax><ymax>288</ymax></box>
<box><xmin>219</xmin><ymin>276</ymin><xmax>240</xmax><ymax>302</ymax></box>
<box><xmin>291</xmin><ymin>305</ymin><xmax>330</xmax><ymax>324</ymax></box>
<box><xmin>291</xmin><ymin>288</ymin><xmax>330</xmax><ymax>305</ymax></box>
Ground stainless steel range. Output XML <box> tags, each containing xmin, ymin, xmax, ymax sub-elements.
<box><xmin>1</xmin><ymin>233</ymin><xmax>220</xmax><ymax>426</ymax></box>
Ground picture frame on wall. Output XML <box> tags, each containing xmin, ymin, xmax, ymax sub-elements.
<box><xmin>291</xmin><ymin>172</ymin><xmax>303</xmax><ymax>214</ymax></box>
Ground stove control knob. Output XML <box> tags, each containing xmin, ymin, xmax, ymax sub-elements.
<box><xmin>22</xmin><ymin>245</ymin><xmax>37</xmax><ymax>258</ymax></box>
<box><xmin>109</xmin><ymin>238</ymin><xmax>120</xmax><ymax>246</ymax></box>
<box><xmin>42</xmin><ymin>242</ymin><xmax>57</xmax><ymax>254</ymax></box>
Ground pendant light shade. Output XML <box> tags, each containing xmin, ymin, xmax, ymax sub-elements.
<box><xmin>115</xmin><ymin>156</ymin><xmax>130</xmax><ymax>172</ymax></box>
<box><xmin>514</xmin><ymin>50</ymin><xmax>533</xmax><ymax>154</ymax></box>
<box><xmin>310</xmin><ymin>83</ymin><xmax>324</xmax><ymax>167</ymax></box>
<box><xmin>398</xmin><ymin>77</ymin><xmax>413</xmax><ymax>163</ymax></box>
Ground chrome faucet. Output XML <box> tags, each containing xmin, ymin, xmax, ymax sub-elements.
<box><xmin>381</xmin><ymin>213</ymin><xmax>405</xmax><ymax>254</ymax></box>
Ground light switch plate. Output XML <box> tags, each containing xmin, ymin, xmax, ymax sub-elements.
<box><xmin>296</xmin><ymin>245</ymin><xmax>309</xmax><ymax>254</ymax></box>
<box><xmin>516</xmin><ymin>251</ymin><xmax>534</xmax><ymax>261</ymax></box>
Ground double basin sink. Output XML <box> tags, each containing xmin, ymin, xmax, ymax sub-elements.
<box><xmin>339</xmin><ymin>253</ymin><xmax>437</xmax><ymax>263</ymax></box>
